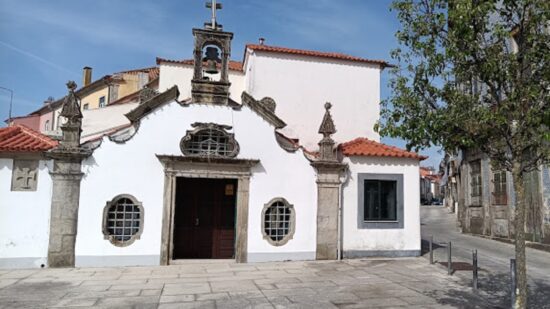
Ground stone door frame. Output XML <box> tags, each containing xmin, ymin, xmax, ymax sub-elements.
<box><xmin>157</xmin><ymin>155</ymin><xmax>258</xmax><ymax>264</ymax></box>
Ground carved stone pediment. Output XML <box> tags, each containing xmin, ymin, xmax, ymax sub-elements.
<box><xmin>180</xmin><ymin>123</ymin><xmax>239</xmax><ymax>158</ymax></box>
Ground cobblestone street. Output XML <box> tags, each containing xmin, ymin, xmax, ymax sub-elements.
<box><xmin>0</xmin><ymin>258</ymin><xmax>496</xmax><ymax>309</ymax></box>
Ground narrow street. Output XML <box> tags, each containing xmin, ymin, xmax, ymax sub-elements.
<box><xmin>421</xmin><ymin>206</ymin><xmax>550</xmax><ymax>307</ymax></box>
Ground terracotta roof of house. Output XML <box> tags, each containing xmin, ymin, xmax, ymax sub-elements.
<box><xmin>339</xmin><ymin>138</ymin><xmax>427</xmax><ymax>160</ymax></box>
<box><xmin>246</xmin><ymin>44</ymin><xmax>393</xmax><ymax>68</ymax></box>
<box><xmin>156</xmin><ymin>58</ymin><xmax>244</xmax><ymax>72</ymax></box>
<box><xmin>0</xmin><ymin>125</ymin><xmax>58</xmax><ymax>152</ymax></box>
<box><xmin>115</xmin><ymin>66</ymin><xmax>160</xmax><ymax>80</ymax></box>
<box><xmin>420</xmin><ymin>166</ymin><xmax>436</xmax><ymax>177</ymax></box>
<box><xmin>424</xmin><ymin>174</ymin><xmax>441</xmax><ymax>183</ymax></box>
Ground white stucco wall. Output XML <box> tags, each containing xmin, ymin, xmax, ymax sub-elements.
<box><xmin>342</xmin><ymin>156</ymin><xmax>421</xmax><ymax>255</ymax></box>
<box><xmin>0</xmin><ymin>158</ymin><xmax>52</xmax><ymax>268</ymax></box>
<box><xmin>246</xmin><ymin>51</ymin><xmax>382</xmax><ymax>149</ymax></box>
<box><xmin>77</xmin><ymin>101</ymin><xmax>317</xmax><ymax>266</ymax></box>
<box><xmin>81</xmin><ymin>102</ymin><xmax>138</xmax><ymax>139</ymax></box>
<box><xmin>158</xmin><ymin>63</ymin><xmax>245</xmax><ymax>102</ymax></box>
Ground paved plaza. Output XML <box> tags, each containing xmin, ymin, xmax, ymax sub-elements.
<box><xmin>0</xmin><ymin>258</ymin><xmax>500</xmax><ymax>309</ymax></box>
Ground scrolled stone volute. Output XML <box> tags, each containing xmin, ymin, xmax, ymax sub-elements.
<box><xmin>260</xmin><ymin>97</ymin><xmax>276</xmax><ymax>113</ymax></box>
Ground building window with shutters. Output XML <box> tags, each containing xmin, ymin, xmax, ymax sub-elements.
<box><xmin>492</xmin><ymin>171</ymin><xmax>508</xmax><ymax>205</ymax></box>
<box><xmin>99</xmin><ymin>96</ymin><xmax>106</xmax><ymax>108</ymax></box>
<box><xmin>470</xmin><ymin>160</ymin><xmax>482</xmax><ymax>206</ymax></box>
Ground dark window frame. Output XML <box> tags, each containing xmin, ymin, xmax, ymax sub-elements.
<box><xmin>363</xmin><ymin>180</ymin><xmax>398</xmax><ymax>221</ymax></box>
<box><xmin>357</xmin><ymin>173</ymin><xmax>404</xmax><ymax>229</ymax></box>
<box><xmin>98</xmin><ymin>96</ymin><xmax>106</xmax><ymax>108</ymax></box>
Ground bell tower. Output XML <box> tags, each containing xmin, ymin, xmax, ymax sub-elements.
<box><xmin>191</xmin><ymin>0</ymin><xmax>233</xmax><ymax>104</ymax></box>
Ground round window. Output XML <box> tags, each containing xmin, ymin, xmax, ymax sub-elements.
<box><xmin>103</xmin><ymin>194</ymin><xmax>144</xmax><ymax>246</ymax></box>
<box><xmin>262</xmin><ymin>198</ymin><xmax>295</xmax><ymax>246</ymax></box>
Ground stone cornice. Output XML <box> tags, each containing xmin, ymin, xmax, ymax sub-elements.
<box><xmin>156</xmin><ymin>154</ymin><xmax>259</xmax><ymax>167</ymax></box>
<box><xmin>241</xmin><ymin>92</ymin><xmax>286</xmax><ymax>129</ymax></box>
<box><xmin>125</xmin><ymin>86</ymin><xmax>180</xmax><ymax>122</ymax></box>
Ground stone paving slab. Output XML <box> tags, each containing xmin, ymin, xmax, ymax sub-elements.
<box><xmin>0</xmin><ymin>258</ymin><xmax>508</xmax><ymax>308</ymax></box>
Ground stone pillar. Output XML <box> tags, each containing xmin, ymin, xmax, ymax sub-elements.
<box><xmin>46</xmin><ymin>81</ymin><xmax>91</xmax><ymax>267</ymax></box>
<box><xmin>312</xmin><ymin>162</ymin><xmax>345</xmax><ymax>260</ymax></box>
<box><xmin>312</xmin><ymin>102</ymin><xmax>347</xmax><ymax>260</ymax></box>
<box><xmin>47</xmin><ymin>159</ymin><xmax>85</xmax><ymax>267</ymax></box>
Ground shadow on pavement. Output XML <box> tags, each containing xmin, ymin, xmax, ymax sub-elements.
<box><xmin>421</xmin><ymin>238</ymin><xmax>446</xmax><ymax>255</ymax></box>
<box><xmin>424</xmin><ymin>271</ymin><xmax>550</xmax><ymax>308</ymax></box>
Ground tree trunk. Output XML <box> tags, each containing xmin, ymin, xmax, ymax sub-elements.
<box><xmin>512</xmin><ymin>162</ymin><xmax>527</xmax><ymax>308</ymax></box>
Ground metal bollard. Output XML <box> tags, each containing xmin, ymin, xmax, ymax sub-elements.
<box><xmin>472</xmin><ymin>250</ymin><xmax>478</xmax><ymax>290</ymax></box>
<box><xmin>510</xmin><ymin>259</ymin><xmax>516</xmax><ymax>306</ymax></box>
<box><xmin>447</xmin><ymin>242</ymin><xmax>452</xmax><ymax>275</ymax></box>
<box><xmin>429</xmin><ymin>236</ymin><xmax>434</xmax><ymax>264</ymax></box>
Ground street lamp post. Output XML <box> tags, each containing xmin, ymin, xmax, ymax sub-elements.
<box><xmin>0</xmin><ymin>86</ymin><xmax>14</xmax><ymax>125</ymax></box>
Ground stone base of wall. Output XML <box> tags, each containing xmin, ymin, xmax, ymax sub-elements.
<box><xmin>75</xmin><ymin>255</ymin><xmax>159</xmax><ymax>267</ymax></box>
<box><xmin>247</xmin><ymin>252</ymin><xmax>315</xmax><ymax>263</ymax></box>
<box><xmin>0</xmin><ymin>257</ymin><xmax>47</xmax><ymax>269</ymax></box>
<box><xmin>343</xmin><ymin>250</ymin><xmax>421</xmax><ymax>258</ymax></box>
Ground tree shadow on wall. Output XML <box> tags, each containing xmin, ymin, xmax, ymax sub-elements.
<box><xmin>423</xmin><ymin>271</ymin><xmax>550</xmax><ymax>308</ymax></box>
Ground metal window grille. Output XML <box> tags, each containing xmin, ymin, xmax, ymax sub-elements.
<box><xmin>264</xmin><ymin>201</ymin><xmax>291</xmax><ymax>242</ymax></box>
<box><xmin>185</xmin><ymin>128</ymin><xmax>234</xmax><ymax>157</ymax></box>
<box><xmin>106</xmin><ymin>198</ymin><xmax>141</xmax><ymax>242</ymax></box>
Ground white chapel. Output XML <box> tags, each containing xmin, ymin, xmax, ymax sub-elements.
<box><xmin>0</xmin><ymin>2</ymin><xmax>425</xmax><ymax>268</ymax></box>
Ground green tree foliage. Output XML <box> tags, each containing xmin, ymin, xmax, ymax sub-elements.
<box><xmin>378</xmin><ymin>1</ymin><xmax>549</xmax><ymax>307</ymax></box>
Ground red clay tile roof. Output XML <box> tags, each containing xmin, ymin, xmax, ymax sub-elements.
<box><xmin>339</xmin><ymin>138</ymin><xmax>427</xmax><ymax>160</ymax></box>
<box><xmin>246</xmin><ymin>44</ymin><xmax>393</xmax><ymax>68</ymax></box>
<box><xmin>0</xmin><ymin>125</ymin><xmax>58</xmax><ymax>152</ymax></box>
<box><xmin>116</xmin><ymin>66</ymin><xmax>160</xmax><ymax>80</ymax></box>
<box><xmin>156</xmin><ymin>58</ymin><xmax>244</xmax><ymax>72</ymax></box>
<box><xmin>420</xmin><ymin>167</ymin><xmax>433</xmax><ymax>177</ymax></box>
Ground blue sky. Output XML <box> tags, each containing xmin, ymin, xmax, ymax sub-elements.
<box><xmin>0</xmin><ymin>0</ymin><xmax>442</xmax><ymax>167</ymax></box>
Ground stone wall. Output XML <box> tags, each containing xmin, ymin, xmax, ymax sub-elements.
<box><xmin>455</xmin><ymin>152</ymin><xmax>548</xmax><ymax>245</ymax></box>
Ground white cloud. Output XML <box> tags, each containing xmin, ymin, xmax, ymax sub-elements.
<box><xmin>0</xmin><ymin>0</ymin><xmax>189</xmax><ymax>57</ymax></box>
<box><xmin>0</xmin><ymin>40</ymin><xmax>79</xmax><ymax>77</ymax></box>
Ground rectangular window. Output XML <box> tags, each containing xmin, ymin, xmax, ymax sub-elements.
<box><xmin>83</xmin><ymin>103</ymin><xmax>89</xmax><ymax>110</ymax></box>
<box><xmin>470</xmin><ymin>160</ymin><xmax>482</xmax><ymax>197</ymax></box>
<box><xmin>492</xmin><ymin>171</ymin><xmax>507</xmax><ymax>205</ymax></box>
<box><xmin>364</xmin><ymin>180</ymin><xmax>397</xmax><ymax>221</ymax></box>
<box><xmin>99</xmin><ymin>96</ymin><xmax>106</xmax><ymax>108</ymax></box>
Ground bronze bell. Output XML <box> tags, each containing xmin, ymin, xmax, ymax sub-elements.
<box><xmin>203</xmin><ymin>46</ymin><xmax>220</xmax><ymax>74</ymax></box>
<box><xmin>204</xmin><ymin>59</ymin><xmax>218</xmax><ymax>74</ymax></box>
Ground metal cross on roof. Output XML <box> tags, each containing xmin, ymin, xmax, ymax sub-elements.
<box><xmin>206</xmin><ymin>0</ymin><xmax>223</xmax><ymax>30</ymax></box>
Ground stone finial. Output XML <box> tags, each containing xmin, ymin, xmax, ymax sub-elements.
<box><xmin>60</xmin><ymin>81</ymin><xmax>82</xmax><ymax>121</ymax></box>
<box><xmin>318</xmin><ymin>102</ymin><xmax>336</xmax><ymax>136</ymax></box>
<box><xmin>317</xmin><ymin>102</ymin><xmax>337</xmax><ymax>162</ymax></box>
<box><xmin>139</xmin><ymin>85</ymin><xmax>158</xmax><ymax>104</ymax></box>
<box><xmin>58</xmin><ymin>81</ymin><xmax>83</xmax><ymax>148</ymax></box>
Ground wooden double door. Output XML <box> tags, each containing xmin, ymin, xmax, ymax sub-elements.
<box><xmin>172</xmin><ymin>177</ymin><xmax>237</xmax><ymax>259</ymax></box>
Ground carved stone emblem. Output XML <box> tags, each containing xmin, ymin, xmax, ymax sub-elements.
<box><xmin>11</xmin><ymin>160</ymin><xmax>39</xmax><ymax>191</ymax></box>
